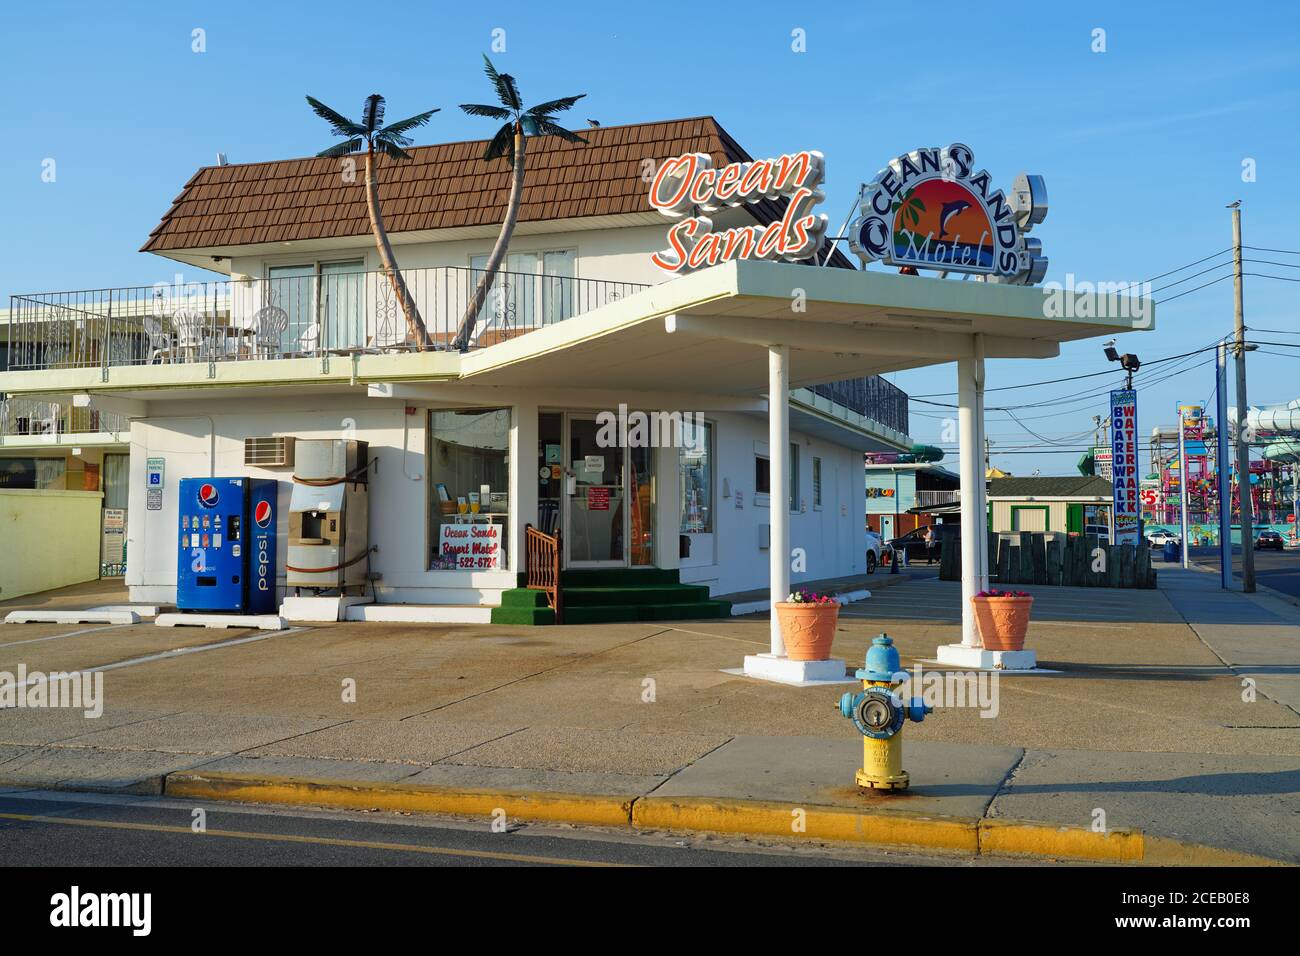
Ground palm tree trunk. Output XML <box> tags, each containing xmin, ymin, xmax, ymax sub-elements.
<box><xmin>365</xmin><ymin>147</ymin><xmax>431</xmax><ymax>349</ymax></box>
<box><xmin>454</xmin><ymin>125</ymin><xmax>526</xmax><ymax>350</ymax></box>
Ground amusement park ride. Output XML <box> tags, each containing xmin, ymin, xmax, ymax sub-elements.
<box><xmin>1146</xmin><ymin>401</ymin><xmax>1300</xmax><ymax>545</ymax></box>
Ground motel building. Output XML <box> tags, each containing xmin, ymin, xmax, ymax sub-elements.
<box><xmin>0</xmin><ymin>118</ymin><xmax>1150</xmax><ymax>677</ymax></box>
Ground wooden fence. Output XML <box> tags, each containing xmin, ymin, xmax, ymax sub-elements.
<box><xmin>939</xmin><ymin>532</ymin><xmax>1156</xmax><ymax>589</ymax></box>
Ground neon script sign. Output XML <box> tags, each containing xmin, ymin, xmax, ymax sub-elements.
<box><xmin>850</xmin><ymin>144</ymin><xmax>1046</xmax><ymax>282</ymax></box>
<box><xmin>649</xmin><ymin>151</ymin><xmax>828</xmax><ymax>274</ymax></box>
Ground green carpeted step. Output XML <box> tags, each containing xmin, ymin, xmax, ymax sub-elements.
<box><xmin>497</xmin><ymin>588</ymin><xmax>549</xmax><ymax>608</ymax></box>
<box><xmin>562</xmin><ymin>584</ymin><xmax>712</xmax><ymax>607</ymax></box>
<box><xmin>559</xmin><ymin>568</ymin><xmax>681</xmax><ymax>588</ymax></box>
<box><xmin>634</xmin><ymin>601</ymin><xmax>731</xmax><ymax>621</ymax></box>
<box><xmin>561</xmin><ymin>600</ymin><xmax>732</xmax><ymax>625</ymax></box>
<box><xmin>490</xmin><ymin>604</ymin><xmax>555</xmax><ymax>625</ymax></box>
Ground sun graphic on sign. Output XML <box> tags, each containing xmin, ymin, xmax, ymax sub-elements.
<box><xmin>892</xmin><ymin>179</ymin><xmax>995</xmax><ymax>270</ymax></box>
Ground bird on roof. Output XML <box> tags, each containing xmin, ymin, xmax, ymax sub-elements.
<box><xmin>587</xmin><ymin>119</ymin><xmax>600</xmax><ymax>127</ymax></box>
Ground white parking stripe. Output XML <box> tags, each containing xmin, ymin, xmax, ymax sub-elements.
<box><xmin>12</xmin><ymin>627</ymin><xmax>311</xmax><ymax>688</ymax></box>
<box><xmin>0</xmin><ymin>623</ymin><xmax>134</xmax><ymax>650</ymax></box>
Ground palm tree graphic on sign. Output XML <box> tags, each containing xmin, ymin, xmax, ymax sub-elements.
<box><xmin>892</xmin><ymin>187</ymin><xmax>926</xmax><ymax>251</ymax></box>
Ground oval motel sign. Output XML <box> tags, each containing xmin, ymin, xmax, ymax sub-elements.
<box><xmin>850</xmin><ymin>143</ymin><xmax>1048</xmax><ymax>284</ymax></box>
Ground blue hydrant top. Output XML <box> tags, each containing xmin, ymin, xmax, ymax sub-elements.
<box><xmin>858</xmin><ymin>633</ymin><xmax>900</xmax><ymax>682</ymax></box>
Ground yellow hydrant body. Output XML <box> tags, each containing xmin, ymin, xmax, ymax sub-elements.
<box><xmin>857</xmin><ymin>680</ymin><xmax>910</xmax><ymax>790</ymax></box>
<box><xmin>838</xmin><ymin>635</ymin><xmax>931</xmax><ymax>791</ymax></box>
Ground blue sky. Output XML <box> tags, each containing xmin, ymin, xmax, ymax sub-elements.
<box><xmin>2</xmin><ymin>1</ymin><xmax>1298</xmax><ymax>474</ymax></box>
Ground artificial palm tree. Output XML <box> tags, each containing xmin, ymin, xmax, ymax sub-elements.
<box><xmin>307</xmin><ymin>93</ymin><xmax>438</xmax><ymax>349</ymax></box>
<box><xmin>453</xmin><ymin>56</ymin><xmax>586</xmax><ymax>350</ymax></box>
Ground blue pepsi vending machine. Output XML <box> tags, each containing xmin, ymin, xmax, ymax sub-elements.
<box><xmin>176</xmin><ymin>477</ymin><xmax>278</xmax><ymax>613</ymax></box>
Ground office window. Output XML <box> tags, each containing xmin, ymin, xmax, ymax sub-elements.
<box><xmin>755</xmin><ymin>455</ymin><xmax>770</xmax><ymax>495</ymax></box>
<box><xmin>0</xmin><ymin>458</ymin><xmax>65</xmax><ymax>490</ymax></box>
<box><xmin>812</xmin><ymin>456</ymin><xmax>823</xmax><ymax>509</ymax></box>
<box><xmin>680</xmin><ymin>420</ymin><xmax>713</xmax><ymax>534</ymax></box>
<box><xmin>429</xmin><ymin>408</ymin><xmax>510</xmax><ymax>571</ymax></box>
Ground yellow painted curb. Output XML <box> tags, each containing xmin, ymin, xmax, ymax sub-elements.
<box><xmin>163</xmin><ymin>771</ymin><xmax>1290</xmax><ymax>866</ymax></box>
<box><xmin>1141</xmin><ymin>835</ymin><xmax>1285</xmax><ymax>867</ymax></box>
<box><xmin>978</xmin><ymin>818</ymin><xmax>1144</xmax><ymax>862</ymax></box>
<box><xmin>164</xmin><ymin>771</ymin><xmax>635</xmax><ymax>828</ymax></box>
<box><xmin>633</xmin><ymin>796</ymin><xmax>979</xmax><ymax>854</ymax></box>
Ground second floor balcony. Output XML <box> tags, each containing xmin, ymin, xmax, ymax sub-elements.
<box><xmin>4</xmin><ymin>265</ymin><xmax>647</xmax><ymax>372</ymax></box>
<box><xmin>0</xmin><ymin>396</ymin><xmax>128</xmax><ymax>441</ymax></box>
<box><xmin>4</xmin><ymin>261</ymin><xmax>909</xmax><ymax>441</ymax></box>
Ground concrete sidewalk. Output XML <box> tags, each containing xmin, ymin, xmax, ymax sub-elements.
<box><xmin>1</xmin><ymin>570</ymin><xmax>1297</xmax><ymax>863</ymax></box>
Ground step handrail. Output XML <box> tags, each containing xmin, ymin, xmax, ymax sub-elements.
<box><xmin>524</xmin><ymin>523</ymin><xmax>563</xmax><ymax>624</ymax></box>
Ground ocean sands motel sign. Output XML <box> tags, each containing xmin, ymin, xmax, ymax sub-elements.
<box><xmin>849</xmin><ymin>143</ymin><xmax>1049</xmax><ymax>285</ymax></box>
<box><xmin>648</xmin><ymin>151</ymin><xmax>829</xmax><ymax>274</ymax></box>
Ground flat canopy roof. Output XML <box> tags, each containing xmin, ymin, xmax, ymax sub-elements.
<box><xmin>458</xmin><ymin>260</ymin><xmax>1154</xmax><ymax>392</ymax></box>
<box><xmin>0</xmin><ymin>260</ymin><xmax>1153</xmax><ymax>404</ymax></box>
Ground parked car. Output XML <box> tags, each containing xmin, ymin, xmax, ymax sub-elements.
<box><xmin>865</xmin><ymin>530</ymin><xmax>886</xmax><ymax>573</ymax></box>
<box><xmin>1255</xmin><ymin>529</ymin><xmax>1285</xmax><ymax>551</ymax></box>
<box><xmin>1146</xmin><ymin>530</ymin><xmax>1181</xmax><ymax>548</ymax></box>
<box><xmin>888</xmin><ymin>524</ymin><xmax>959</xmax><ymax>564</ymax></box>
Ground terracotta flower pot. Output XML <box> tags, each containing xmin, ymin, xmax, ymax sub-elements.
<box><xmin>971</xmin><ymin>595</ymin><xmax>1034</xmax><ymax>651</ymax></box>
<box><xmin>775</xmin><ymin>602</ymin><xmax>840</xmax><ymax>660</ymax></box>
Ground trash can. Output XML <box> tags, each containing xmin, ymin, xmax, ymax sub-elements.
<box><xmin>1163</xmin><ymin>541</ymin><xmax>1181</xmax><ymax>563</ymax></box>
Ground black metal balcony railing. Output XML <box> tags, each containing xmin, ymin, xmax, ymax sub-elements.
<box><xmin>4</xmin><ymin>266</ymin><xmax>648</xmax><ymax>372</ymax></box>
<box><xmin>0</xmin><ymin>397</ymin><xmax>129</xmax><ymax>438</ymax></box>
<box><xmin>809</xmin><ymin>376</ymin><xmax>909</xmax><ymax>436</ymax></box>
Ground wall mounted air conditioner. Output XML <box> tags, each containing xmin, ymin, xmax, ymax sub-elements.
<box><xmin>244</xmin><ymin>436</ymin><xmax>296</xmax><ymax>468</ymax></box>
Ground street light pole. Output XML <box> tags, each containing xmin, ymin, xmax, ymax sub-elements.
<box><xmin>1231</xmin><ymin>202</ymin><xmax>1256</xmax><ymax>592</ymax></box>
<box><xmin>1179</xmin><ymin>408</ymin><xmax>1190</xmax><ymax>569</ymax></box>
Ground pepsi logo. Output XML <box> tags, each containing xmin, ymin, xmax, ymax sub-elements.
<box><xmin>198</xmin><ymin>483</ymin><xmax>220</xmax><ymax>508</ymax></box>
<box><xmin>254</xmin><ymin>499</ymin><xmax>273</xmax><ymax>528</ymax></box>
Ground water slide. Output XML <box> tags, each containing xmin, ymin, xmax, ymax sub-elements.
<box><xmin>1247</xmin><ymin>401</ymin><xmax>1300</xmax><ymax>462</ymax></box>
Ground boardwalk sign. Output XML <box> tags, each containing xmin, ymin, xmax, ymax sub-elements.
<box><xmin>1111</xmin><ymin>389</ymin><xmax>1140</xmax><ymax>546</ymax></box>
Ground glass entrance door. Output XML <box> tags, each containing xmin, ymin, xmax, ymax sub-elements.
<box><xmin>566</xmin><ymin>415</ymin><xmax>626</xmax><ymax>566</ymax></box>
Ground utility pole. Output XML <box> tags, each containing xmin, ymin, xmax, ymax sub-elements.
<box><xmin>1230</xmin><ymin>202</ymin><xmax>1256</xmax><ymax>592</ymax></box>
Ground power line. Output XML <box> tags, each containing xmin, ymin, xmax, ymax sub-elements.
<box><xmin>1149</xmin><ymin>260</ymin><xmax>1234</xmax><ymax>295</ymax></box>
<box><xmin>1155</xmin><ymin>273</ymin><xmax>1234</xmax><ymax>304</ymax></box>
<box><xmin>910</xmin><ymin>340</ymin><xmax>1225</xmax><ymax>400</ymax></box>
<box><xmin>1141</xmin><ymin>248</ymin><xmax>1233</xmax><ymax>284</ymax></box>
<box><xmin>1246</xmin><ymin>271</ymin><xmax>1300</xmax><ymax>283</ymax></box>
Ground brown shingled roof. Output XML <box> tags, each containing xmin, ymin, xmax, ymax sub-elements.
<box><xmin>141</xmin><ymin>116</ymin><xmax>854</xmax><ymax>267</ymax></box>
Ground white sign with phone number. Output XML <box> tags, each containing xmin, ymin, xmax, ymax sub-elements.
<box><xmin>438</xmin><ymin>523</ymin><xmax>503</xmax><ymax>570</ymax></box>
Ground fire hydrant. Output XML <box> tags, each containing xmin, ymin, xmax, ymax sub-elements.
<box><xmin>837</xmin><ymin>634</ymin><xmax>930</xmax><ymax>791</ymax></box>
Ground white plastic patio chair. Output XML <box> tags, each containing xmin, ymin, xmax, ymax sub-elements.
<box><xmin>295</xmin><ymin>322</ymin><xmax>320</xmax><ymax>357</ymax></box>
<box><xmin>252</xmin><ymin>306</ymin><xmax>289</xmax><ymax>358</ymax></box>
<box><xmin>171</xmin><ymin>309</ymin><xmax>207</xmax><ymax>362</ymax></box>
<box><xmin>143</xmin><ymin>315</ymin><xmax>175</xmax><ymax>364</ymax></box>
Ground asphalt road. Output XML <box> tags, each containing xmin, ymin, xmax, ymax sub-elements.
<box><xmin>1188</xmin><ymin>544</ymin><xmax>1300</xmax><ymax>598</ymax></box>
<box><xmin>0</xmin><ymin>790</ymin><xmax>996</xmax><ymax>868</ymax></box>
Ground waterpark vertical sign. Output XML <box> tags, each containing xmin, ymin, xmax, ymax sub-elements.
<box><xmin>1110</xmin><ymin>390</ymin><xmax>1140</xmax><ymax>546</ymax></box>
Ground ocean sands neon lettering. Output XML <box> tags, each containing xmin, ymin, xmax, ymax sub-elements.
<box><xmin>649</xmin><ymin>150</ymin><xmax>828</xmax><ymax>274</ymax></box>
